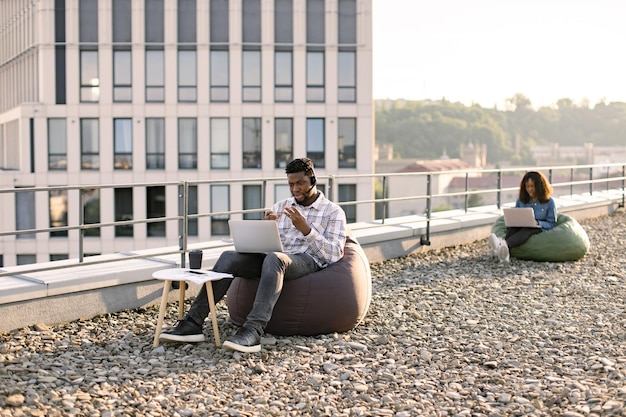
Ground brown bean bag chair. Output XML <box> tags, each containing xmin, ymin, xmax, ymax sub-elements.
<box><xmin>226</xmin><ymin>237</ymin><xmax>372</xmax><ymax>336</ymax></box>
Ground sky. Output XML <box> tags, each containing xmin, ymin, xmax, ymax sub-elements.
<box><xmin>372</xmin><ymin>0</ymin><xmax>626</xmax><ymax>109</ymax></box>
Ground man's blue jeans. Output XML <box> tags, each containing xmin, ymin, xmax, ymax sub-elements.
<box><xmin>187</xmin><ymin>251</ymin><xmax>320</xmax><ymax>333</ymax></box>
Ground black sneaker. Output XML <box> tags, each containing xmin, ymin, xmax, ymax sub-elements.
<box><xmin>223</xmin><ymin>326</ymin><xmax>261</xmax><ymax>353</ymax></box>
<box><xmin>159</xmin><ymin>317</ymin><xmax>205</xmax><ymax>343</ymax></box>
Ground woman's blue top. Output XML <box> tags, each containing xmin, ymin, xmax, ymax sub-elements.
<box><xmin>515</xmin><ymin>197</ymin><xmax>557</xmax><ymax>230</ymax></box>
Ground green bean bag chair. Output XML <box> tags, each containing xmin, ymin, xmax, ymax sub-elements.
<box><xmin>491</xmin><ymin>213</ymin><xmax>590</xmax><ymax>262</ymax></box>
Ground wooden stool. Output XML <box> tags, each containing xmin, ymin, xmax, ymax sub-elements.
<box><xmin>152</xmin><ymin>268</ymin><xmax>232</xmax><ymax>348</ymax></box>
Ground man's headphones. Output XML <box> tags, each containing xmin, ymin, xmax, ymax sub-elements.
<box><xmin>310</xmin><ymin>175</ymin><xmax>316</xmax><ymax>186</ymax></box>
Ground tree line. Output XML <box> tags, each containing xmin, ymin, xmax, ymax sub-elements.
<box><xmin>375</xmin><ymin>95</ymin><xmax>626</xmax><ymax>165</ymax></box>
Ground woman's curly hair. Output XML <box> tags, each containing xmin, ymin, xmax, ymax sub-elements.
<box><xmin>519</xmin><ymin>171</ymin><xmax>552</xmax><ymax>203</ymax></box>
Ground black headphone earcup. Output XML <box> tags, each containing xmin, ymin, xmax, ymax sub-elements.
<box><xmin>311</xmin><ymin>176</ymin><xmax>316</xmax><ymax>185</ymax></box>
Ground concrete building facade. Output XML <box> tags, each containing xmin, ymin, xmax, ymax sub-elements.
<box><xmin>0</xmin><ymin>0</ymin><xmax>374</xmax><ymax>267</ymax></box>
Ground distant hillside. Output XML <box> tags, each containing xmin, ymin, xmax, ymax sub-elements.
<box><xmin>375</xmin><ymin>95</ymin><xmax>626</xmax><ymax>165</ymax></box>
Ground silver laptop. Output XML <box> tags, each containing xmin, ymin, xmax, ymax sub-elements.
<box><xmin>503</xmin><ymin>207</ymin><xmax>541</xmax><ymax>228</ymax></box>
<box><xmin>228</xmin><ymin>220</ymin><xmax>284</xmax><ymax>253</ymax></box>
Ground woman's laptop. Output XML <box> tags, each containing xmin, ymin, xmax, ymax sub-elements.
<box><xmin>228</xmin><ymin>220</ymin><xmax>284</xmax><ymax>253</ymax></box>
<box><xmin>503</xmin><ymin>208</ymin><xmax>541</xmax><ymax>228</ymax></box>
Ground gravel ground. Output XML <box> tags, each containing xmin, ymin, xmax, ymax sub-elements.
<box><xmin>1</xmin><ymin>210</ymin><xmax>625</xmax><ymax>417</ymax></box>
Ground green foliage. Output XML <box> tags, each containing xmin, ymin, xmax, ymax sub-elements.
<box><xmin>375</xmin><ymin>96</ymin><xmax>626</xmax><ymax>163</ymax></box>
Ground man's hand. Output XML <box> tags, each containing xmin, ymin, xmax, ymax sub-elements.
<box><xmin>284</xmin><ymin>205</ymin><xmax>311</xmax><ymax>236</ymax></box>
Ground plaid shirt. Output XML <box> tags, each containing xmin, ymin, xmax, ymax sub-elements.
<box><xmin>271</xmin><ymin>192</ymin><xmax>347</xmax><ymax>268</ymax></box>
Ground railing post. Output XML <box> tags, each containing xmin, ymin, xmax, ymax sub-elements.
<box><xmin>496</xmin><ymin>171</ymin><xmax>502</xmax><ymax>209</ymax></box>
<box><xmin>421</xmin><ymin>174</ymin><xmax>431</xmax><ymax>246</ymax></box>
<box><xmin>328</xmin><ymin>175</ymin><xmax>335</xmax><ymax>201</ymax></box>
<box><xmin>464</xmin><ymin>172</ymin><xmax>469</xmax><ymax>212</ymax></box>
<box><xmin>178</xmin><ymin>182</ymin><xmax>188</xmax><ymax>267</ymax></box>
<box><xmin>570</xmin><ymin>168</ymin><xmax>574</xmax><ymax>196</ymax></box>
<box><xmin>589</xmin><ymin>167</ymin><xmax>593</xmax><ymax>195</ymax></box>
<box><xmin>78</xmin><ymin>188</ymin><xmax>84</xmax><ymax>263</ymax></box>
<box><xmin>382</xmin><ymin>176</ymin><xmax>387</xmax><ymax>224</ymax></box>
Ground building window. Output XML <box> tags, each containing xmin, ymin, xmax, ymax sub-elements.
<box><xmin>48</xmin><ymin>118</ymin><xmax>67</xmax><ymax>170</ymax></box>
<box><xmin>80</xmin><ymin>50</ymin><xmax>99</xmax><ymax>102</ymax></box>
<box><xmin>242</xmin><ymin>118</ymin><xmax>262</xmax><ymax>169</ymax></box>
<box><xmin>275</xmin><ymin>0</ymin><xmax>293</xmax><ymax>44</ymax></box>
<box><xmin>306</xmin><ymin>0</ymin><xmax>325</xmax><ymax>43</ymax></box>
<box><xmin>79</xmin><ymin>0</ymin><xmax>98</xmax><ymax>43</ymax></box>
<box><xmin>16</xmin><ymin>189</ymin><xmax>35</xmax><ymax>239</ymax></box>
<box><xmin>338</xmin><ymin>0</ymin><xmax>356</xmax><ymax>44</ymax></box>
<box><xmin>306</xmin><ymin>51</ymin><xmax>324</xmax><ymax>102</ymax></box>
<box><xmin>188</xmin><ymin>185</ymin><xmax>198</xmax><ymax>236</ymax></box>
<box><xmin>210</xmin><ymin>118</ymin><xmax>229</xmax><ymax>169</ymax></box>
<box><xmin>178</xmin><ymin>0</ymin><xmax>197</xmax><ymax>42</ymax></box>
<box><xmin>49</xmin><ymin>189</ymin><xmax>68</xmax><ymax>237</ymax></box>
<box><xmin>178</xmin><ymin>118</ymin><xmax>197</xmax><ymax>169</ymax></box>
<box><xmin>275</xmin><ymin>50</ymin><xmax>293</xmax><ymax>102</ymax></box>
<box><xmin>145</xmin><ymin>0</ymin><xmax>165</xmax><ymax>43</ymax></box>
<box><xmin>50</xmin><ymin>254</ymin><xmax>69</xmax><ymax>261</ymax></box>
<box><xmin>210</xmin><ymin>0</ymin><xmax>229</xmax><ymax>102</ymax></box>
<box><xmin>210</xmin><ymin>0</ymin><xmax>229</xmax><ymax>43</ymax></box>
<box><xmin>338</xmin><ymin>50</ymin><xmax>356</xmax><ymax>102</ymax></box>
<box><xmin>113</xmin><ymin>49</ymin><xmax>132</xmax><ymax>102</ymax></box>
<box><xmin>338</xmin><ymin>118</ymin><xmax>356</xmax><ymax>168</ymax></box>
<box><xmin>17</xmin><ymin>255</ymin><xmax>37</xmax><ymax>266</ymax></box>
<box><xmin>115</xmin><ymin>188</ymin><xmax>133</xmax><ymax>237</ymax></box>
<box><xmin>114</xmin><ymin>118</ymin><xmax>132</xmax><ymax>169</ymax></box>
<box><xmin>81</xmin><ymin>119</ymin><xmax>99</xmax><ymax>170</ymax></box>
<box><xmin>146</xmin><ymin>118</ymin><xmax>165</xmax><ymax>169</ymax></box>
<box><xmin>83</xmin><ymin>189</ymin><xmax>100</xmax><ymax>237</ymax></box>
<box><xmin>243</xmin><ymin>185</ymin><xmax>263</xmax><ymax>220</ymax></box>
<box><xmin>55</xmin><ymin>0</ymin><xmax>67</xmax><ymax>105</ymax></box>
<box><xmin>210</xmin><ymin>50</ymin><xmax>229</xmax><ymax>102</ymax></box>
<box><xmin>338</xmin><ymin>184</ymin><xmax>356</xmax><ymax>223</ymax></box>
<box><xmin>147</xmin><ymin>186</ymin><xmax>166</xmax><ymax>237</ymax></box>
<box><xmin>211</xmin><ymin>185</ymin><xmax>229</xmax><ymax>235</ymax></box>
<box><xmin>242</xmin><ymin>50</ymin><xmax>261</xmax><ymax>102</ymax></box>
<box><xmin>242</xmin><ymin>0</ymin><xmax>261</xmax><ymax>42</ymax></box>
<box><xmin>146</xmin><ymin>49</ymin><xmax>165</xmax><ymax>102</ymax></box>
<box><xmin>275</xmin><ymin>118</ymin><xmax>293</xmax><ymax>168</ymax></box>
<box><xmin>178</xmin><ymin>49</ymin><xmax>197</xmax><ymax>102</ymax></box>
<box><xmin>306</xmin><ymin>118</ymin><xmax>325</xmax><ymax>168</ymax></box>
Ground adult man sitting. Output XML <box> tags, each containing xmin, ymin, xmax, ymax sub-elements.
<box><xmin>159</xmin><ymin>158</ymin><xmax>347</xmax><ymax>352</ymax></box>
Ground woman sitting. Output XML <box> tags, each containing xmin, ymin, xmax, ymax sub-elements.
<box><xmin>489</xmin><ymin>171</ymin><xmax>557</xmax><ymax>262</ymax></box>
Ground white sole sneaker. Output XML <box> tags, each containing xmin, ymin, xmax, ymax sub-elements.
<box><xmin>488</xmin><ymin>233</ymin><xmax>499</xmax><ymax>256</ymax></box>
<box><xmin>497</xmin><ymin>241</ymin><xmax>510</xmax><ymax>263</ymax></box>
<box><xmin>223</xmin><ymin>340</ymin><xmax>262</xmax><ymax>353</ymax></box>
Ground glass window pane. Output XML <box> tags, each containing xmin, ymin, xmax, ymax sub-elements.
<box><xmin>48</xmin><ymin>118</ymin><xmax>67</xmax><ymax>170</ymax></box>
<box><xmin>210</xmin><ymin>0</ymin><xmax>229</xmax><ymax>43</ymax></box>
<box><xmin>179</xmin><ymin>118</ymin><xmax>197</xmax><ymax>169</ymax></box>
<box><xmin>275</xmin><ymin>118</ymin><xmax>292</xmax><ymax>168</ymax></box>
<box><xmin>146</xmin><ymin>50</ymin><xmax>164</xmax><ymax>85</ymax></box>
<box><xmin>338</xmin><ymin>0</ymin><xmax>356</xmax><ymax>44</ymax></box>
<box><xmin>114</xmin><ymin>51</ymin><xmax>132</xmax><ymax>84</ymax></box>
<box><xmin>49</xmin><ymin>190</ymin><xmax>68</xmax><ymax>237</ymax></box>
<box><xmin>178</xmin><ymin>0</ymin><xmax>197</xmax><ymax>43</ymax></box>
<box><xmin>145</xmin><ymin>0</ymin><xmax>165</xmax><ymax>43</ymax></box>
<box><xmin>187</xmin><ymin>185</ymin><xmax>198</xmax><ymax>236</ymax></box>
<box><xmin>211</xmin><ymin>184</ymin><xmax>229</xmax><ymax>235</ymax></box>
<box><xmin>242</xmin><ymin>118</ymin><xmax>262</xmax><ymax>168</ymax></box>
<box><xmin>275</xmin><ymin>0</ymin><xmax>293</xmax><ymax>43</ymax></box>
<box><xmin>146</xmin><ymin>117</ymin><xmax>165</xmax><ymax>169</ymax></box>
<box><xmin>211</xmin><ymin>50</ymin><xmax>229</xmax><ymax>85</ymax></box>
<box><xmin>16</xmin><ymin>190</ymin><xmax>35</xmax><ymax>239</ymax></box>
<box><xmin>113</xmin><ymin>0</ymin><xmax>132</xmax><ymax>43</ymax></box>
<box><xmin>79</xmin><ymin>0</ymin><xmax>98</xmax><ymax>43</ymax></box>
<box><xmin>179</xmin><ymin>51</ymin><xmax>197</xmax><ymax>86</ymax></box>
<box><xmin>243</xmin><ymin>185</ymin><xmax>262</xmax><ymax>220</ymax></box>
<box><xmin>338</xmin><ymin>184</ymin><xmax>356</xmax><ymax>223</ymax></box>
<box><xmin>306</xmin><ymin>0</ymin><xmax>325</xmax><ymax>44</ymax></box>
<box><xmin>83</xmin><ymin>189</ymin><xmax>100</xmax><ymax>237</ymax></box>
<box><xmin>307</xmin><ymin>118</ymin><xmax>325</xmax><ymax>168</ymax></box>
<box><xmin>81</xmin><ymin>119</ymin><xmax>99</xmax><ymax>152</ymax></box>
<box><xmin>307</xmin><ymin>51</ymin><xmax>324</xmax><ymax>85</ymax></box>
<box><xmin>211</xmin><ymin>118</ymin><xmax>229</xmax><ymax>169</ymax></box>
<box><xmin>147</xmin><ymin>186</ymin><xmax>166</xmax><ymax>237</ymax></box>
<box><xmin>115</xmin><ymin>187</ymin><xmax>134</xmax><ymax>237</ymax></box>
<box><xmin>242</xmin><ymin>51</ymin><xmax>261</xmax><ymax>85</ymax></box>
<box><xmin>275</xmin><ymin>51</ymin><xmax>292</xmax><ymax>85</ymax></box>
<box><xmin>338</xmin><ymin>118</ymin><xmax>356</xmax><ymax>168</ymax></box>
<box><xmin>242</xmin><ymin>0</ymin><xmax>261</xmax><ymax>43</ymax></box>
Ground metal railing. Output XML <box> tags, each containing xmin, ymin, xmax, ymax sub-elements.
<box><xmin>1</xmin><ymin>162</ymin><xmax>624</xmax><ymax>277</ymax></box>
